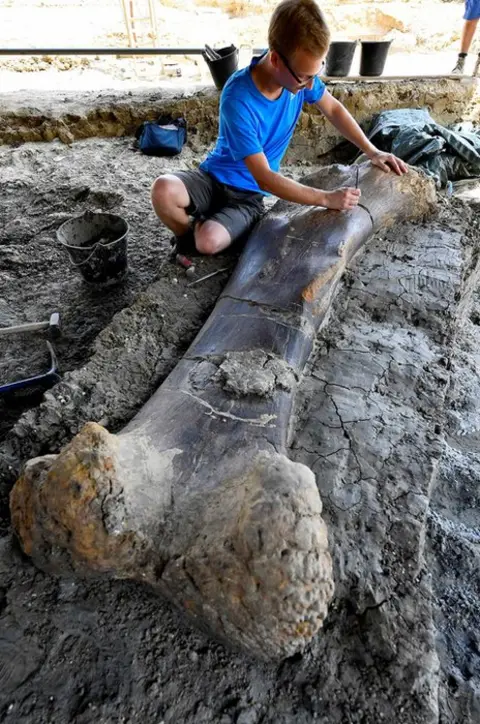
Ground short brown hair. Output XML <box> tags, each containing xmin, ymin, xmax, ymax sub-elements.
<box><xmin>268</xmin><ymin>0</ymin><xmax>330</xmax><ymax>57</ymax></box>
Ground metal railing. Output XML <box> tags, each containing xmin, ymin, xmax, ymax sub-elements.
<box><xmin>0</xmin><ymin>48</ymin><xmax>206</xmax><ymax>56</ymax></box>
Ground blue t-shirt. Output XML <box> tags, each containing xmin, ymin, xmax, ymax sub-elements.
<box><xmin>200</xmin><ymin>54</ymin><xmax>325</xmax><ymax>193</ymax></box>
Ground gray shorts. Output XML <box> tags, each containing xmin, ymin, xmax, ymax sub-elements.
<box><xmin>172</xmin><ymin>169</ymin><xmax>264</xmax><ymax>243</ymax></box>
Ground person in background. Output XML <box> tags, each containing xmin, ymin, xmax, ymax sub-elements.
<box><xmin>152</xmin><ymin>0</ymin><xmax>407</xmax><ymax>257</ymax></box>
<box><xmin>452</xmin><ymin>1</ymin><xmax>480</xmax><ymax>75</ymax></box>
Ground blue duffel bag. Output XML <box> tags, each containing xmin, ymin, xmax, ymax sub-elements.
<box><xmin>135</xmin><ymin>116</ymin><xmax>187</xmax><ymax>156</ymax></box>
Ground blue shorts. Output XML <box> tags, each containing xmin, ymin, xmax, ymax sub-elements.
<box><xmin>464</xmin><ymin>0</ymin><xmax>480</xmax><ymax>20</ymax></box>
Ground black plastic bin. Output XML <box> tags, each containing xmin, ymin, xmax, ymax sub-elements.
<box><xmin>325</xmin><ymin>40</ymin><xmax>357</xmax><ymax>77</ymax></box>
<box><xmin>360</xmin><ymin>40</ymin><xmax>392</xmax><ymax>77</ymax></box>
<box><xmin>203</xmin><ymin>45</ymin><xmax>239</xmax><ymax>90</ymax></box>
<box><xmin>57</xmin><ymin>211</ymin><xmax>129</xmax><ymax>287</ymax></box>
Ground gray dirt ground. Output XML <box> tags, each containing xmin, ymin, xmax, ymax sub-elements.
<box><xmin>0</xmin><ymin>135</ymin><xmax>479</xmax><ymax>723</ymax></box>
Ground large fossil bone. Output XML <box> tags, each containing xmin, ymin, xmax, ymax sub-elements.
<box><xmin>10</xmin><ymin>163</ymin><xmax>435</xmax><ymax>660</ymax></box>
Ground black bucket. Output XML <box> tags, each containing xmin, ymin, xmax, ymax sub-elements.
<box><xmin>325</xmin><ymin>40</ymin><xmax>357</xmax><ymax>77</ymax></box>
<box><xmin>203</xmin><ymin>44</ymin><xmax>239</xmax><ymax>91</ymax></box>
<box><xmin>360</xmin><ymin>40</ymin><xmax>392</xmax><ymax>77</ymax></box>
<box><xmin>57</xmin><ymin>211</ymin><xmax>129</xmax><ymax>286</ymax></box>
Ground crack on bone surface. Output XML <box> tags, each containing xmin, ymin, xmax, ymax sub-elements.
<box><xmin>220</xmin><ymin>298</ymin><xmax>315</xmax><ymax>335</ymax></box>
<box><xmin>219</xmin><ymin>350</ymin><xmax>297</xmax><ymax>398</ymax></box>
<box><xmin>178</xmin><ymin>388</ymin><xmax>277</xmax><ymax>427</ymax></box>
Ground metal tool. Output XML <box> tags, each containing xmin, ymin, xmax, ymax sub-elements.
<box><xmin>187</xmin><ymin>267</ymin><xmax>230</xmax><ymax>287</ymax></box>
<box><xmin>0</xmin><ymin>341</ymin><xmax>60</xmax><ymax>396</ymax></box>
<box><xmin>204</xmin><ymin>44</ymin><xmax>221</xmax><ymax>61</ymax></box>
<box><xmin>0</xmin><ymin>312</ymin><xmax>61</xmax><ymax>338</ymax></box>
<box><xmin>175</xmin><ymin>253</ymin><xmax>196</xmax><ymax>279</ymax></box>
<box><xmin>354</xmin><ymin>165</ymin><xmax>359</xmax><ymax>189</ymax></box>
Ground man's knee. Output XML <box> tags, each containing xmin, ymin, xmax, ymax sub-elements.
<box><xmin>195</xmin><ymin>221</ymin><xmax>231</xmax><ymax>255</ymax></box>
<box><xmin>151</xmin><ymin>175</ymin><xmax>186</xmax><ymax>211</ymax></box>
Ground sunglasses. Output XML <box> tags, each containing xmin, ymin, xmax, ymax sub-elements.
<box><xmin>276</xmin><ymin>49</ymin><xmax>322</xmax><ymax>86</ymax></box>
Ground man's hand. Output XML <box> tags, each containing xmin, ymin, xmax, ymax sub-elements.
<box><xmin>321</xmin><ymin>187</ymin><xmax>361</xmax><ymax>211</ymax></box>
<box><xmin>368</xmin><ymin>150</ymin><xmax>408</xmax><ymax>175</ymax></box>
<box><xmin>244</xmin><ymin>153</ymin><xmax>364</xmax><ymax>208</ymax></box>
<box><xmin>315</xmin><ymin>94</ymin><xmax>409</xmax><ymax>178</ymax></box>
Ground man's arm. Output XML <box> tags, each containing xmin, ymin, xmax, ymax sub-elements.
<box><xmin>316</xmin><ymin>91</ymin><xmax>408</xmax><ymax>175</ymax></box>
<box><xmin>244</xmin><ymin>152</ymin><xmax>360</xmax><ymax>210</ymax></box>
